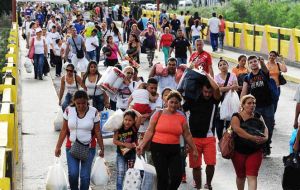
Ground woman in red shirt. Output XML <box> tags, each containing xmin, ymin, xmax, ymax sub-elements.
<box><xmin>159</xmin><ymin>27</ymin><xmax>174</xmax><ymax>65</ymax></box>
<box><xmin>137</xmin><ymin>91</ymin><xmax>198</xmax><ymax>190</ymax></box>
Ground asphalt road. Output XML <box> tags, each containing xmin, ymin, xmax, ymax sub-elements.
<box><xmin>20</xmin><ymin>39</ymin><xmax>297</xmax><ymax>190</ymax></box>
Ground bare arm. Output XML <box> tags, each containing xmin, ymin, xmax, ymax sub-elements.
<box><xmin>294</xmin><ymin>103</ymin><xmax>300</xmax><ymax>129</ymax></box>
<box><xmin>279</xmin><ymin>62</ymin><xmax>288</xmax><ymax>72</ymax></box>
<box><xmin>240</xmin><ymin>81</ymin><xmax>249</xmax><ymax>98</ymax></box>
<box><xmin>64</xmin><ymin>43</ymin><xmax>70</xmax><ymax>60</ymax></box>
<box><xmin>182</xmin><ymin>122</ymin><xmax>197</xmax><ymax>154</ymax></box>
<box><xmin>208</xmin><ymin>64</ymin><xmax>214</xmax><ymax>78</ymax></box>
<box><xmin>259</xmin><ymin>58</ymin><xmax>269</xmax><ymax>74</ymax></box>
<box><xmin>94</xmin><ymin>121</ymin><xmax>104</xmax><ymax>157</ymax></box>
<box><xmin>206</xmin><ymin>73</ymin><xmax>221</xmax><ymax>100</ymax></box>
<box><xmin>55</xmin><ymin>119</ymin><xmax>68</xmax><ymax>157</ymax></box>
<box><xmin>169</xmin><ymin>47</ymin><xmax>174</xmax><ymax>56</ymax></box>
<box><xmin>76</xmin><ymin>75</ymin><xmax>84</xmax><ymax>89</ymax></box>
<box><xmin>58</xmin><ymin>77</ymin><xmax>66</xmax><ymax>104</ymax></box>
<box><xmin>148</xmin><ymin>64</ymin><xmax>156</xmax><ymax>78</ymax></box>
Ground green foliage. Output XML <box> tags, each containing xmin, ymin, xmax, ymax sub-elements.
<box><xmin>172</xmin><ymin>0</ymin><xmax>300</xmax><ymax>29</ymax></box>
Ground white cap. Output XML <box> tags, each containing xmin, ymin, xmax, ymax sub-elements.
<box><xmin>35</xmin><ymin>27</ymin><xmax>42</xmax><ymax>33</ymax></box>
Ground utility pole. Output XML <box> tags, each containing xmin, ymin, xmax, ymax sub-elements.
<box><xmin>12</xmin><ymin>0</ymin><xmax>16</xmax><ymax>22</ymax></box>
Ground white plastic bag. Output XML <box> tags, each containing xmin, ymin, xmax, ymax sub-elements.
<box><xmin>54</xmin><ymin>109</ymin><xmax>64</xmax><ymax>131</ymax></box>
<box><xmin>134</xmin><ymin>155</ymin><xmax>157</xmax><ymax>190</ymax></box>
<box><xmin>102</xmin><ymin>109</ymin><xmax>124</xmax><ymax>132</ymax></box>
<box><xmin>46</xmin><ymin>158</ymin><xmax>68</xmax><ymax>190</ymax></box>
<box><xmin>123</xmin><ymin>168</ymin><xmax>142</xmax><ymax>190</ymax></box>
<box><xmin>220</xmin><ymin>90</ymin><xmax>240</xmax><ymax>121</ymax></box>
<box><xmin>90</xmin><ymin>157</ymin><xmax>110</xmax><ymax>187</ymax></box>
<box><xmin>134</xmin><ymin>155</ymin><xmax>146</xmax><ymax>171</ymax></box>
<box><xmin>100</xmin><ymin>109</ymin><xmax>115</xmax><ymax>137</ymax></box>
<box><xmin>24</xmin><ymin>62</ymin><xmax>32</xmax><ymax>73</ymax></box>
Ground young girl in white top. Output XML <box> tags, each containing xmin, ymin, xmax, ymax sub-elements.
<box><xmin>191</xmin><ymin>19</ymin><xmax>202</xmax><ymax>49</ymax></box>
<box><xmin>128</xmin><ymin>83</ymin><xmax>158</xmax><ymax>114</ymax></box>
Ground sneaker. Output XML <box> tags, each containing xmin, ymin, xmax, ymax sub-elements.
<box><xmin>181</xmin><ymin>175</ymin><xmax>187</xmax><ymax>183</ymax></box>
<box><xmin>263</xmin><ymin>146</ymin><xmax>271</xmax><ymax>157</ymax></box>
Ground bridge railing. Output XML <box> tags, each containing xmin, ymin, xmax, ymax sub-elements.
<box><xmin>0</xmin><ymin>22</ymin><xmax>19</xmax><ymax>190</ymax></box>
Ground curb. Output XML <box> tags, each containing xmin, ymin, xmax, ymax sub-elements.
<box><xmin>210</xmin><ymin>52</ymin><xmax>300</xmax><ymax>84</ymax></box>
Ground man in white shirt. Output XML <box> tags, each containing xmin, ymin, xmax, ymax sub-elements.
<box><xmin>85</xmin><ymin>29</ymin><xmax>99</xmax><ymax>61</ymax></box>
<box><xmin>48</xmin><ymin>25</ymin><xmax>61</xmax><ymax>67</ymax></box>
<box><xmin>149</xmin><ymin>57</ymin><xmax>178</xmax><ymax>93</ymax></box>
<box><xmin>207</xmin><ymin>12</ymin><xmax>221</xmax><ymax>52</ymax></box>
<box><xmin>22</xmin><ymin>15</ymin><xmax>31</xmax><ymax>39</ymax></box>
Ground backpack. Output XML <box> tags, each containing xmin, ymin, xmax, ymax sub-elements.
<box><xmin>137</xmin><ymin>19</ymin><xmax>144</xmax><ymax>31</ymax></box>
<box><xmin>246</xmin><ymin>70</ymin><xmax>279</xmax><ymax>104</ymax></box>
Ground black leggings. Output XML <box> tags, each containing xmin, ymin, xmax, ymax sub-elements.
<box><xmin>151</xmin><ymin>142</ymin><xmax>182</xmax><ymax>190</ymax></box>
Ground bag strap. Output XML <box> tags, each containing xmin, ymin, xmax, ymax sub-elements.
<box><xmin>72</xmin><ymin>37</ymin><xmax>79</xmax><ymax>51</ymax></box>
<box><xmin>277</xmin><ymin>63</ymin><xmax>282</xmax><ymax>72</ymax></box>
<box><xmin>220</xmin><ymin>73</ymin><xmax>231</xmax><ymax>102</ymax></box>
<box><xmin>153</xmin><ymin>110</ymin><xmax>163</xmax><ymax>132</ymax></box>
<box><xmin>93</xmin><ymin>75</ymin><xmax>100</xmax><ymax>97</ymax></box>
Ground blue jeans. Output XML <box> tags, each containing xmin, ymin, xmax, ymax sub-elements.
<box><xmin>210</xmin><ymin>32</ymin><xmax>219</xmax><ymax>51</ymax></box>
<box><xmin>86</xmin><ymin>50</ymin><xmax>96</xmax><ymax>61</ymax></box>
<box><xmin>62</xmin><ymin>93</ymin><xmax>73</xmax><ymax>112</ymax></box>
<box><xmin>255</xmin><ymin>104</ymin><xmax>275</xmax><ymax>147</ymax></box>
<box><xmin>89</xmin><ymin>94</ymin><xmax>104</xmax><ymax>111</ymax></box>
<box><xmin>218</xmin><ymin>32</ymin><xmax>225</xmax><ymax>49</ymax></box>
<box><xmin>66</xmin><ymin>148</ymin><xmax>96</xmax><ymax>190</ymax></box>
<box><xmin>192</xmin><ymin>35</ymin><xmax>200</xmax><ymax>49</ymax></box>
<box><xmin>33</xmin><ymin>54</ymin><xmax>45</xmax><ymax>78</ymax></box>
<box><xmin>116</xmin><ymin>152</ymin><xmax>136</xmax><ymax>190</ymax></box>
<box><xmin>162</xmin><ymin>46</ymin><xmax>170</xmax><ymax>65</ymax></box>
<box><xmin>176</xmin><ymin>58</ymin><xmax>187</xmax><ymax>66</ymax></box>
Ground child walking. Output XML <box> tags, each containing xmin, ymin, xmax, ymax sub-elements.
<box><xmin>113</xmin><ymin>110</ymin><xmax>142</xmax><ymax>190</ymax></box>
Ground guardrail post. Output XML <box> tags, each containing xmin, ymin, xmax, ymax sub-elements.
<box><xmin>278</xmin><ymin>28</ymin><xmax>281</xmax><ymax>55</ymax></box>
<box><xmin>253</xmin><ymin>25</ymin><xmax>256</xmax><ymax>51</ymax></box>
<box><xmin>233</xmin><ymin>22</ymin><xmax>236</xmax><ymax>47</ymax></box>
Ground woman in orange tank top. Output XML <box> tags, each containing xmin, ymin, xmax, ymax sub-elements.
<box><xmin>266</xmin><ymin>51</ymin><xmax>287</xmax><ymax>114</ymax></box>
<box><xmin>137</xmin><ymin>91</ymin><xmax>198</xmax><ymax>190</ymax></box>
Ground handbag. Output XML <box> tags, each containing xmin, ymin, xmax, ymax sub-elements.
<box><xmin>69</xmin><ymin>112</ymin><xmax>90</xmax><ymax>161</ymax></box>
<box><xmin>215</xmin><ymin>73</ymin><xmax>231</xmax><ymax>120</ymax></box>
<box><xmin>219</xmin><ymin>126</ymin><xmax>235</xmax><ymax>159</ymax></box>
<box><xmin>72</xmin><ymin>37</ymin><xmax>84</xmax><ymax>59</ymax></box>
<box><xmin>144</xmin><ymin>110</ymin><xmax>163</xmax><ymax>151</ymax></box>
<box><xmin>277</xmin><ymin>63</ymin><xmax>287</xmax><ymax>85</ymax></box>
<box><xmin>28</xmin><ymin>38</ymin><xmax>35</xmax><ymax>59</ymax></box>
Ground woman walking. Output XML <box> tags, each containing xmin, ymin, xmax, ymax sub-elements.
<box><xmin>104</xmin><ymin>35</ymin><xmax>123</xmax><ymax>67</ymax></box>
<box><xmin>58</xmin><ymin>63</ymin><xmax>84</xmax><ymax>112</ymax></box>
<box><xmin>32</xmin><ymin>28</ymin><xmax>47</xmax><ymax>80</ymax></box>
<box><xmin>55</xmin><ymin>90</ymin><xmax>104</xmax><ymax>190</ymax></box>
<box><xmin>214</xmin><ymin>58</ymin><xmax>238</xmax><ymax>140</ymax></box>
<box><xmin>232</xmin><ymin>55</ymin><xmax>249</xmax><ymax>95</ymax></box>
<box><xmin>159</xmin><ymin>27</ymin><xmax>173</xmax><ymax>65</ymax></box>
<box><xmin>110</xmin><ymin>22</ymin><xmax>123</xmax><ymax>46</ymax></box>
<box><xmin>82</xmin><ymin>61</ymin><xmax>110</xmax><ymax>111</ymax></box>
<box><xmin>231</xmin><ymin>95</ymin><xmax>268</xmax><ymax>190</ymax></box>
<box><xmin>127</xmin><ymin>33</ymin><xmax>140</xmax><ymax>64</ymax></box>
<box><xmin>141</xmin><ymin>25</ymin><xmax>157</xmax><ymax>67</ymax></box>
<box><xmin>137</xmin><ymin>91</ymin><xmax>198</xmax><ymax>190</ymax></box>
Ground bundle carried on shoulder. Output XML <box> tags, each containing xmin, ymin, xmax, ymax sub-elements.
<box><xmin>98</xmin><ymin>67</ymin><xmax>125</xmax><ymax>94</ymax></box>
<box><xmin>102</xmin><ymin>109</ymin><xmax>124</xmax><ymax>132</ymax></box>
<box><xmin>177</xmin><ymin>68</ymin><xmax>208</xmax><ymax>101</ymax></box>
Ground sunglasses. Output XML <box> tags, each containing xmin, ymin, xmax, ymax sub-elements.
<box><xmin>66</xmin><ymin>69</ymin><xmax>74</xmax><ymax>73</ymax></box>
<box><xmin>126</xmin><ymin>72</ymin><xmax>133</xmax><ymax>75</ymax></box>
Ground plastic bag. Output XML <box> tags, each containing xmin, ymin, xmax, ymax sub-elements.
<box><xmin>54</xmin><ymin>109</ymin><xmax>64</xmax><ymax>131</ymax></box>
<box><xmin>102</xmin><ymin>109</ymin><xmax>124</xmax><ymax>132</ymax></box>
<box><xmin>134</xmin><ymin>155</ymin><xmax>157</xmax><ymax>190</ymax></box>
<box><xmin>100</xmin><ymin>109</ymin><xmax>115</xmax><ymax>138</ymax></box>
<box><xmin>45</xmin><ymin>158</ymin><xmax>68</xmax><ymax>190</ymax></box>
<box><xmin>90</xmin><ymin>157</ymin><xmax>110</xmax><ymax>187</ymax></box>
<box><xmin>134</xmin><ymin>155</ymin><xmax>146</xmax><ymax>171</ymax></box>
<box><xmin>24</xmin><ymin>62</ymin><xmax>32</xmax><ymax>73</ymax></box>
<box><xmin>220</xmin><ymin>90</ymin><xmax>240</xmax><ymax>121</ymax></box>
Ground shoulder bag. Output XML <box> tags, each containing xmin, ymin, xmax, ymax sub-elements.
<box><xmin>219</xmin><ymin>126</ymin><xmax>235</xmax><ymax>159</ymax></box>
<box><xmin>277</xmin><ymin>63</ymin><xmax>287</xmax><ymax>85</ymax></box>
<box><xmin>69</xmin><ymin>109</ymin><xmax>91</xmax><ymax>161</ymax></box>
<box><xmin>144</xmin><ymin>110</ymin><xmax>163</xmax><ymax>151</ymax></box>
<box><xmin>72</xmin><ymin>37</ymin><xmax>84</xmax><ymax>59</ymax></box>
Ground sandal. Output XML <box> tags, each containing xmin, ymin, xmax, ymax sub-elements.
<box><xmin>204</xmin><ymin>184</ymin><xmax>213</xmax><ymax>190</ymax></box>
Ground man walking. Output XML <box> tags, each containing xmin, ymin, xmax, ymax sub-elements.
<box><xmin>207</xmin><ymin>12</ymin><xmax>220</xmax><ymax>52</ymax></box>
<box><xmin>169</xmin><ymin>29</ymin><xmax>192</xmax><ymax>66</ymax></box>
<box><xmin>183</xmin><ymin>73</ymin><xmax>221</xmax><ymax>190</ymax></box>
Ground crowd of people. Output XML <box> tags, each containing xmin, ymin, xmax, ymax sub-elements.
<box><xmin>18</xmin><ymin>2</ymin><xmax>294</xmax><ymax>190</ymax></box>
